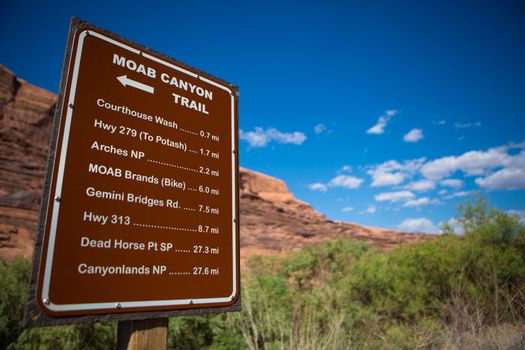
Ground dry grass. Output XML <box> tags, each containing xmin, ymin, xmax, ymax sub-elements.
<box><xmin>440</xmin><ymin>323</ymin><xmax>525</xmax><ymax>350</ymax></box>
<box><xmin>437</xmin><ymin>284</ymin><xmax>525</xmax><ymax>350</ymax></box>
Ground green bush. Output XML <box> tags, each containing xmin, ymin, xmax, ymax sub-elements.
<box><xmin>1</xmin><ymin>197</ymin><xmax>524</xmax><ymax>349</ymax></box>
<box><xmin>11</xmin><ymin>323</ymin><xmax>116</xmax><ymax>350</ymax></box>
<box><xmin>228</xmin><ymin>198</ymin><xmax>525</xmax><ymax>349</ymax></box>
<box><xmin>0</xmin><ymin>257</ymin><xmax>116</xmax><ymax>350</ymax></box>
<box><xmin>0</xmin><ymin>257</ymin><xmax>31</xmax><ymax>348</ymax></box>
<box><xmin>344</xmin><ymin>236</ymin><xmax>466</xmax><ymax>321</ymax></box>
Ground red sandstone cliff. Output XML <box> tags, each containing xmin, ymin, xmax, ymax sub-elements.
<box><xmin>0</xmin><ymin>64</ymin><xmax>427</xmax><ymax>262</ymax></box>
<box><xmin>0</xmin><ymin>65</ymin><xmax>56</xmax><ymax>260</ymax></box>
<box><xmin>239</xmin><ymin>168</ymin><xmax>427</xmax><ymax>261</ymax></box>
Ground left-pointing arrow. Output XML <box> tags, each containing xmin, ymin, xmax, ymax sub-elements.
<box><xmin>117</xmin><ymin>75</ymin><xmax>155</xmax><ymax>94</ymax></box>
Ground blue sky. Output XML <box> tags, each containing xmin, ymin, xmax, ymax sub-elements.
<box><xmin>2</xmin><ymin>0</ymin><xmax>524</xmax><ymax>233</ymax></box>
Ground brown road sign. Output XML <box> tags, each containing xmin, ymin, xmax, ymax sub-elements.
<box><xmin>29</xmin><ymin>19</ymin><xmax>239</xmax><ymax>319</ymax></box>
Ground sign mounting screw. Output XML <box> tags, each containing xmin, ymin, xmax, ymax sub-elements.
<box><xmin>54</xmin><ymin>196</ymin><xmax>60</xmax><ymax>202</ymax></box>
<box><xmin>116</xmin><ymin>303</ymin><xmax>121</xmax><ymax>309</ymax></box>
<box><xmin>68</xmin><ymin>103</ymin><xmax>74</xmax><ymax>109</ymax></box>
<box><xmin>44</xmin><ymin>298</ymin><xmax>50</xmax><ymax>305</ymax></box>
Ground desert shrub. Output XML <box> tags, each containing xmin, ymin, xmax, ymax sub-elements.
<box><xmin>11</xmin><ymin>323</ymin><xmax>116</xmax><ymax>350</ymax></box>
<box><xmin>0</xmin><ymin>257</ymin><xmax>31</xmax><ymax>348</ymax></box>
<box><xmin>1</xmin><ymin>197</ymin><xmax>524</xmax><ymax>349</ymax></box>
<box><xmin>343</xmin><ymin>235</ymin><xmax>466</xmax><ymax>321</ymax></box>
<box><xmin>0</xmin><ymin>258</ymin><xmax>116</xmax><ymax>350</ymax></box>
<box><xmin>447</xmin><ymin>196</ymin><xmax>525</xmax><ymax>324</ymax></box>
<box><xmin>229</xmin><ymin>197</ymin><xmax>525</xmax><ymax>349</ymax></box>
<box><xmin>454</xmin><ymin>196</ymin><xmax>525</xmax><ymax>244</ymax></box>
<box><xmin>168</xmin><ymin>315</ymin><xmax>216</xmax><ymax>349</ymax></box>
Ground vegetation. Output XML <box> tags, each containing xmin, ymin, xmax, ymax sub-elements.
<box><xmin>1</xmin><ymin>197</ymin><xmax>524</xmax><ymax>349</ymax></box>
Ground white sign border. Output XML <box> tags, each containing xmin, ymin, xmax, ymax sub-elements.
<box><xmin>41</xmin><ymin>29</ymin><xmax>237</xmax><ymax>313</ymax></box>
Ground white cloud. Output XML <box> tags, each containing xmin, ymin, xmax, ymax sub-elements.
<box><xmin>240</xmin><ymin>127</ymin><xmax>306</xmax><ymax>147</ymax></box>
<box><xmin>475</xmin><ymin>168</ymin><xmax>525</xmax><ymax>190</ymax></box>
<box><xmin>371</xmin><ymin>171</ymin><xmax>405</xmax><ymax>187</ymax></box>
<box><xmin>314</xmin><ymin>123</ymin><xmax>327</xmax><ymax>134</ymax></box>
<box><xmin>434</xmin><ymin>120</ymin><xmax>446</xmax><ymax>125</ymax></box>
<box><xmin>367</xmin><ymin>117</ymin><xmax>389</xmax><ymax>135</ymax></box>
<box><xmin>421</xmin><ymin>147</ymin><xmax>510</xmax><ymax>180</ymax></box>
<box><xmin>419</xmin><ymin>142</ymin><xmax>525</xmax><ymax>192</ymax></box>
<box><xmin>309</xmin><ymin>174</ymin><xmax>364</xmax><ymax>192</ymax></box>
<box><xmin>444</xmin><ymin>191</ymin><xmax>471</xmax><ymax>199</ymax></box>
<box><xmin>438</xmin><ymin>189</ymin><xmax>448</xmax><ymax>196</ymax></box>
<box><xmin>340</xmin><ymin>165</ymin><xmax>353</xmax><ymax>172</ymax></box>
<box><xmin>454</xmin><ymin>121</ymin><xmax>482</xmax><ymax>128</ymax></box>
<box><xmin>358</xmin><ymin>205</ymin><xmax>377</xmax><ymax>215</ymax></box>
<box><xmin>510</xmin><ymin>150</ymin><xmax>525</xmax><ymax>168</ymax></box>
<box><xmin>308</xmin><ymin>183</ymin><xmax>327</xmax><ymax>192</ymax></box>
<box><xmin>330</xmin><ymin>175</ymin><xmax>364</xmax><ymax>189</ymax></box>
<box><xmin>375</xmin><ymin>190</ymin><xmax>415</xmax><ymax>202</ymax></box>
<box><xmin>363</xmin><ymin>142</ymin><xmax>525</xmax><ymax>196</ymax></box>
<box><xmin>398</xmin><ymin>217</ymin><xmax>439</xmax><ymax>234</ymax></box>
<box><xmin>342</xmin><ymin>207</ymin><xmax>354</xmax><ymax>212</ymax></box>
<box><xmin>405</xmin><ymin>179</ymin><xmax>435</xmax><ymax>192</ymax></box>
<box><xmin>508</xmin><ymin>141</ymin><xmax>525</xmax><ymax>149</ymax></box>
<box><xmin>440</xmin><ymin>179</ymin><xmax>464</xmax><ymax>189</ymax></box>
<box><xmin>402</xmin><ymin>197</ymin><xmax>440</xmax><ymax>208</ymax></box>
<box><xmin>368</xmin><ymin>158</ymin><xmax>425</xmax><ymax>187</ymax></box>
<box><xmin>366</xmin><ymin>110</ymin><xmax>398</xmax><ymax>135</ymax></box>
<box><xmin>403</xmin><ymin>128</ymin><xmax>424</xmax><ymax>143</ymax></box>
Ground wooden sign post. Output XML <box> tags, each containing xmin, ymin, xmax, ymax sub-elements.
<box><xmin>117</xmin><ymin>318</ymin><xmax>168</xmax><ymax>350</ymax></box>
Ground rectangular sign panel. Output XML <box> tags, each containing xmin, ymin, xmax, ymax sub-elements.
<box><xmin>30</xmin><ymin>19</ymin><xmax>239</xmax><ymax>318</ymax></box>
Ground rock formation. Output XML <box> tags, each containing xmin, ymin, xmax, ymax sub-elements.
<box><xmin>239</xmin><ymin>168</ymin><xmax>427</xmax><ymax>261</ymax></box>
<box><xmin>0</xmin><ymin>65</ymin><xmax>56</xmax><ymax>260</ymax></box>
<box><xmin>0</xmin><ymin>64</ymin><xmax>427</xmax><ymax>263</ymax></box>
